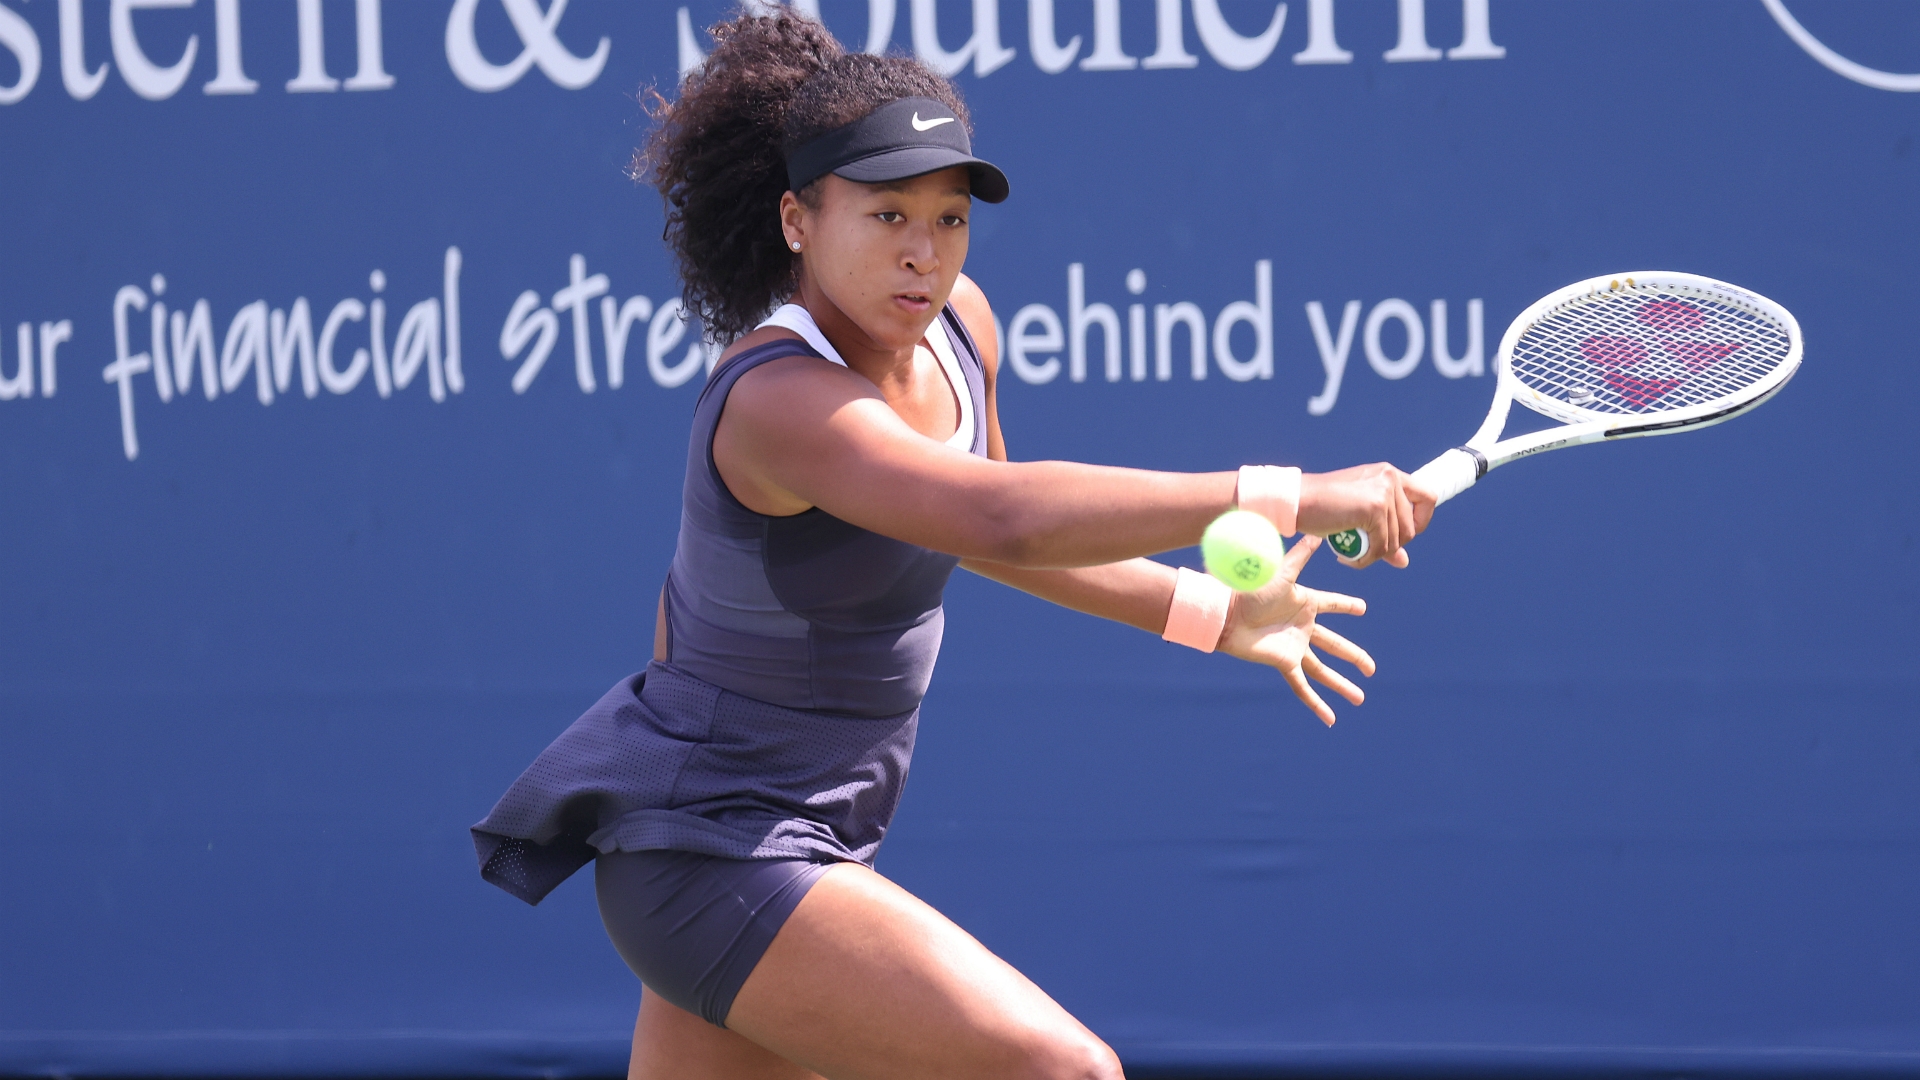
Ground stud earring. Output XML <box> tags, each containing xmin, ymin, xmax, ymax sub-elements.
<box><xmin>790</xmin><ymin>241</ymin><xmax>801</xmax><ymax>252</ymax></box>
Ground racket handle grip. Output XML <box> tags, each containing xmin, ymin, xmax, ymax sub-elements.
<box><xmin>1324</xmin><ymin>448</ymin><xmax>1484</xmax><ymax>562</ymax></box>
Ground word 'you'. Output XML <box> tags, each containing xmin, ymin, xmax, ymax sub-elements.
<box><xmin>1006</xmin><ymin>262</ymin><xmax>1486</xmax><ymax>413</ymax></box>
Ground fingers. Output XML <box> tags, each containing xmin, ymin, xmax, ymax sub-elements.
<box><xmin>1304</xmin><ymin>652</ymin><xmax>1365</xmax><ymax>706</ymax></box>
<box><xmin>1374</xmin><ymin>473</ymin><xmax>1399</xmax><ymax>561</ymax></box>
<box><xmin>1297</xmin><ymin>464</ymin><xmax>1427</xmax><ymax>570</ymax></box>
<box><xmin>1356</xmin><ymin>474</ymin><xmax>1394</xmax><ymax>567</ymax></box>
<box><xmin>1310</xmin><ymin>623</ymin><xmax>1375</xmax><ymax>676</ymax></box>
<box><xmin>1351</xmin><ymin>468</ymin><xmax>1413</xmax><ymax>568</ymax></box>
<box><xmin>1370</xmin><ymin>468</ymin><xmax>1415</xmax><ymax>566</ymax></box>
<box><xmin>1395</xmin><ymin>471</ymin><xmax>1417</xmax><ymax>551</ymax></box>
<box><xmin>1305</xmin><ymin>587</ymin><xmax>1365</xmax><ymax>618</ymax></box>
<box><xmin>1406</xmin><ymin>476</ymin><xmax>1437</xmax><ymax>534</ymax></box>
<box><xmin>1349</xmin><ymin>540</ymin><xmax>1409</xmax><ymax>569</ymax></box>
<box><xmin>1280</xmin><ymin>533</ymin><xmax>1322</xmax><ymax>579</ymax></box>
<box><xmin>1351</xmin><ymin>470</ymin><xmax>1419</xmax><ymax>569</ymax></box>
<box><xmin>1282</xmin><ymin>665</ymin><xmax>1336</xmax><ymax>727</ymax></box>
<box><xmin>1394</xmin><ymin>472</ymin><xmax>1437</xmax><ymax>566</ymax></box>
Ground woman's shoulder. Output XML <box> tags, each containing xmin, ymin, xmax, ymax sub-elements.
<box><xmin>714</xmin><ymin>323</ymin><xmax>874</xmax><ymax>431</ymax></box>
<box><xmin>947</xmin><ymin>274</ymin><xmax>993</xmax><ymax>333</ymax></box>
<box><xmin>947</xmin><ymin>274</ymin><xmax>998</xmax><ymax>378</ymax></box>
<box><xmin>718</xmin><ymin>324</ymin><xmax>812</xmax><ymax>367</ymax></box>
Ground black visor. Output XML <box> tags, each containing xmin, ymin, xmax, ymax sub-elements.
<box><xmin>785</xmin><ymin>97</ymin><xmax>1009</xmax><ymax>203</ymax></box>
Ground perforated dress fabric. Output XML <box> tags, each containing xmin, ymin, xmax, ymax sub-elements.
<box><xmin>472</xmin><ymin>664</ymin><xmax>918</xmax><ymax>904</ymax></box>
<box><xmin>472</xmin><ymin>306</ymin><xmax>989</xmax><ymax>905</ymax></box>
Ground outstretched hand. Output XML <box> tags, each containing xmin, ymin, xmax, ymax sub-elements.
<box><xmin>1215</xmin><ymin>534</ymin><xmax>1375</xmax><ymax>726</ymax></box>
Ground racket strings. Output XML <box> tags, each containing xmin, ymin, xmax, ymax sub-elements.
<box><xmin>1508</xmin><ymin>285</ymin><xmax>1794</xmax><ymax>418</ymax></box>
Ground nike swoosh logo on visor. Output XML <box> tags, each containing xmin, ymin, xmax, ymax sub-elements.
<box><xmin>911</xmin><ymin>113</ymin><xmax>956</xmax><ymax>131</ymax></box>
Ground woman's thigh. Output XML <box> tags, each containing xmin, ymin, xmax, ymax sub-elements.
<box><xmin>597</xmin><ymin>849</ymin><xmax>829</xmax><ymax>1026</ymax></box>
<box><xmin>629</xmin><ymin>986</ymin><xmax>822</xmax><ymax>1080</ymax></box>
<box><xmin>722</xmin><ymin>863</ymin><xmax>1123</xmax><ymax>1080</ymax></box>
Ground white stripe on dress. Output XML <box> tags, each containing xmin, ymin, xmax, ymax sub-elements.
<box><xmin>756</xmin><ymin>304</ymin><xmax>974</xmax><ymax>450</ymax></box>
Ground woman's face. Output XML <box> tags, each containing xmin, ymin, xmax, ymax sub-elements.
<box><xmin>781</xmin><ymin>167</ymin><xmax>972</xmax><ymax>354</ymax></box>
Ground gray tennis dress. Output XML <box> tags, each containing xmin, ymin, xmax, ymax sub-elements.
<box><xmin>471</xmin><ymin>304</ymin><xmax>988</xmax><ymax>907</ymax></box>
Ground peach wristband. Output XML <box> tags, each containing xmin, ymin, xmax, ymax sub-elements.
<box><xmin>1237</xmin><ymin>465</ymin><xmax>1301</xmax><ymax>537</ymax></box>
<box><xmin>1162</xmin><ymin>566</ymin><xmax>1232</xmax><ymax>653</ymax></box>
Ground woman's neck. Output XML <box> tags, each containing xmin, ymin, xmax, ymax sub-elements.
<box><xmin>791</xmin><ymin>281</ymin><xmax>922</xmax><ymax>385</ymax></box>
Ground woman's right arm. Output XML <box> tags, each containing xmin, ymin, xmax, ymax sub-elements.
<box><xmin>714</xmin><ymin>357</ymin><xmax>1431</xmax><ymax>569</ymax></box>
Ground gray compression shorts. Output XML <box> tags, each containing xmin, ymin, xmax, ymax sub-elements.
<box><xmin>595</xmin><ymin>849</ymin><xmax>832</xmax><ymax>1027</ymax></box>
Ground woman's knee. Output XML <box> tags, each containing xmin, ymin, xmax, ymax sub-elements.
<box><xmin>1071</xmin><ymin>1039</ymin><xmax>1126</xmax><ymax>1080</ymax></box>
<box><xmin>1022</xmin><ymin>1030</ymin><xmax>1124</xmax><ymax>1080</ymax></box>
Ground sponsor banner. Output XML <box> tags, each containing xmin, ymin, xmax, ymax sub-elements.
<box><xmin>2</xmin><ymin>2</ymin><xmax>1918</xmax><ymax>1075</ymax></box>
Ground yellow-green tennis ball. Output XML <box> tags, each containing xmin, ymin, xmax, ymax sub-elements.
<box><xmin>1202</xmin><ymin>509</ymin><xmax>1285</xmax><ymax>592</ymax></box>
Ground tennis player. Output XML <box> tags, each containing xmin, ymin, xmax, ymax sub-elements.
<box><xmin>474</xmin><ymin>11</ymin><xmax>1434</xmax><ymax>1079</ymax></box>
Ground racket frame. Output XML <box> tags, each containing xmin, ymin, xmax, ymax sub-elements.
<box><xmin>1328</xmin><ymin>272</ymin><xmax>1803</xmax><ymax>560</ymax></box>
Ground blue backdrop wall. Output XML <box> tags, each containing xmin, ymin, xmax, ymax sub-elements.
<box><xmin>3</xmin><ymin>1</ymin><xmax>1918</xmax><ymax>1075</ymax></box>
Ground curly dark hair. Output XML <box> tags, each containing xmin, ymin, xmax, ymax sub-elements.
<box><xmin>638</xmin><ymin>9</ymin><xmax>972</xmax><ymax>340</ymax></box>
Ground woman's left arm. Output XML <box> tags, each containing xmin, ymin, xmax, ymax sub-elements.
<box><xmin>950</xmin><ymin>278</ymin><xmax>1374</xmax><ymax>723</ymax></box>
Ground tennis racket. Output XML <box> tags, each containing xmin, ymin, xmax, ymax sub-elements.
<box><xmin>1326</xmin><ymin>271</ymin><xmax>1802</xmax><ymax>562</ymax></box>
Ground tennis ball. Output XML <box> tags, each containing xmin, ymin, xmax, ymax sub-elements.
<box><xmin>1201</xmin><ymin>509</ymin><xmax>1285</xmax><ymax>592</ymax></box>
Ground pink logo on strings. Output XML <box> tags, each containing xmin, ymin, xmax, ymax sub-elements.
<box><xmin>1635</xmin><ymin>300</ymin><xmax>1706</xmax><ymax>331</ymax></box>
<box><xmin>1573</xmin><ymin>303</ymin><xmax>1746</xmax><ymax>407</ymax></box>
<box><xmin>1664</xmin><ymin>340</ymin><xmax>1743</xmax><ymax>370</ymax></box>
<box><xmin>1580</xmin><ymin>335</ymin><xmax>1681</xmax><ymax>407</ymax></box>
<box><xmin>1581</xmin><ymin>335</ymin><xmax>1647</xmax><ymax>369</ymax></box>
